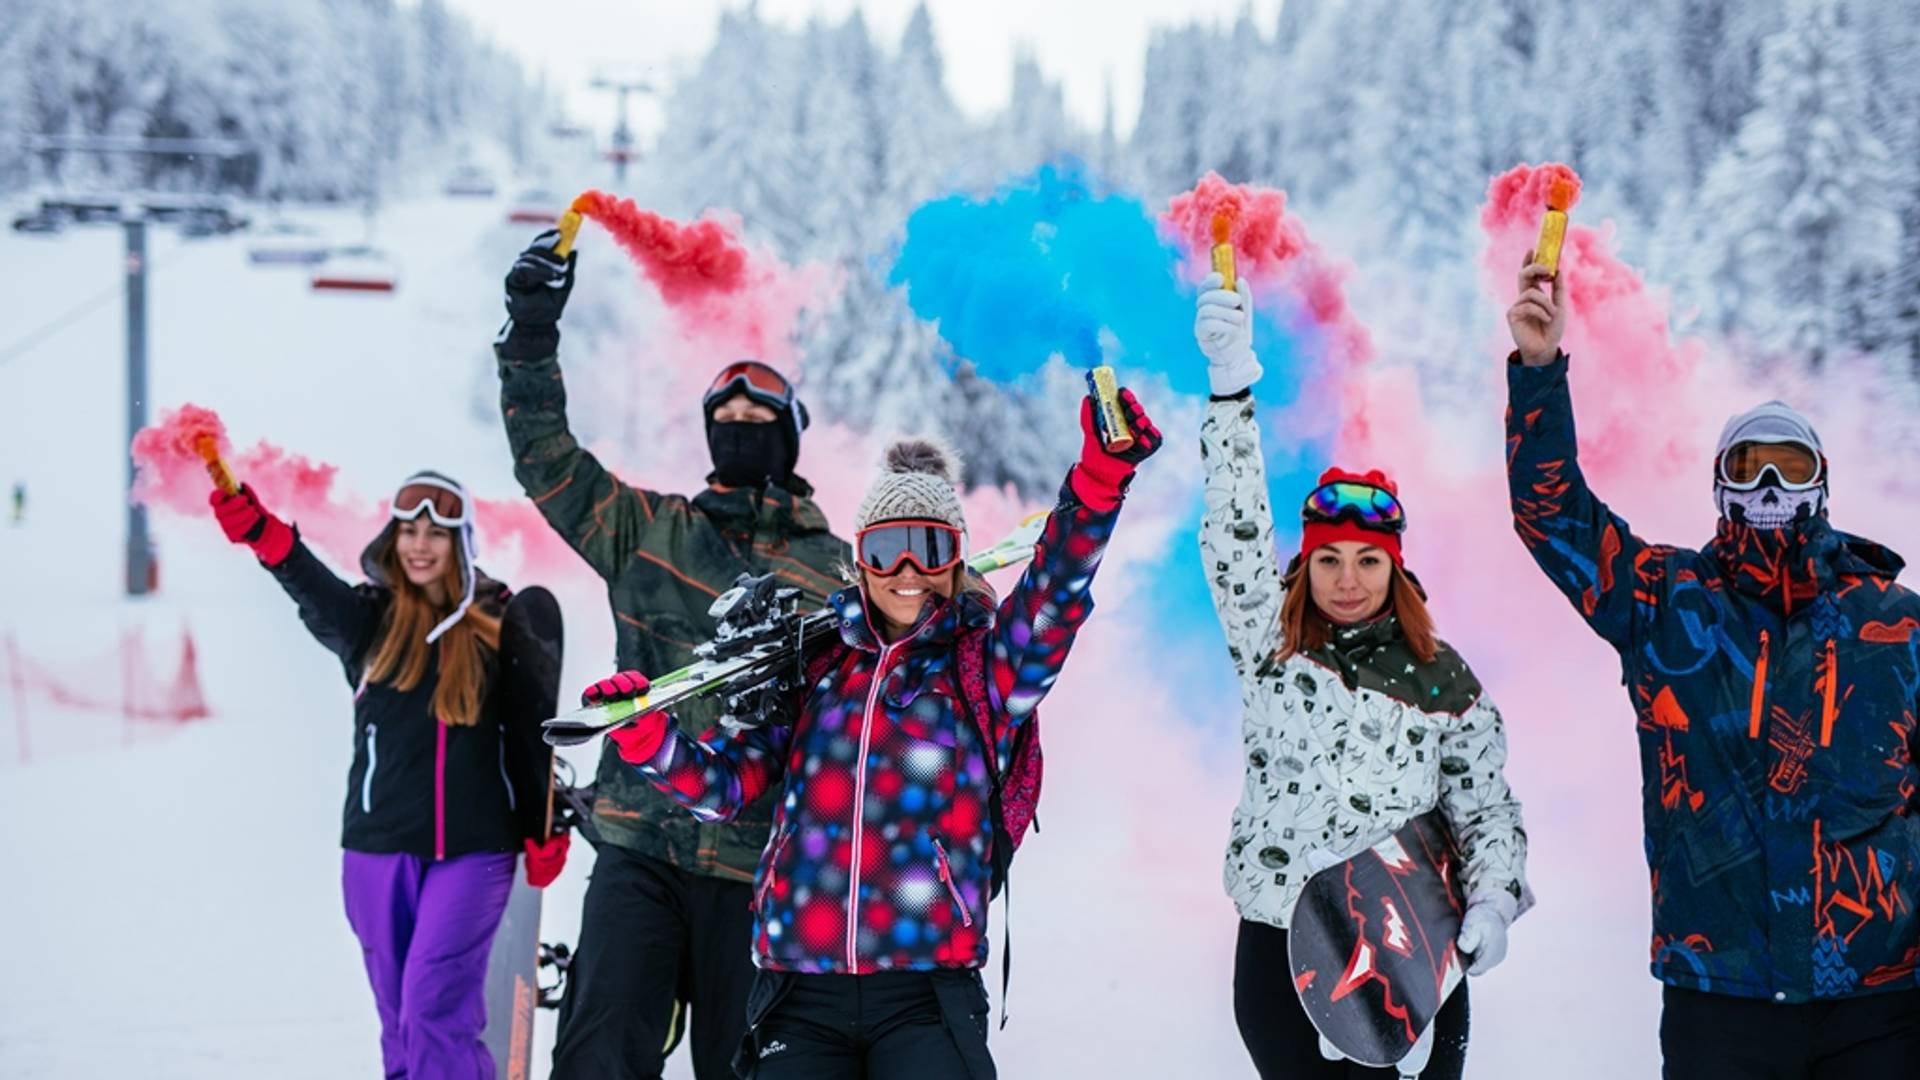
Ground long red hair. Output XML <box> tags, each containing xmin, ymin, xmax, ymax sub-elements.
<box><xmin>1275</xmin><ymin>561</ymin><xmax>1438</xmax><ymax>666</ymax></box>
<box><xmin>362</xmin><ymin>532</ymin><xmax>501</xmax><ymax>726</ymax></box>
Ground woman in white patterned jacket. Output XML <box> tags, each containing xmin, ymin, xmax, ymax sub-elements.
<box><xmin>1193</xmin><ymin>272</ymin><xmax>1531</xmax><ymax>1080</ymax></box>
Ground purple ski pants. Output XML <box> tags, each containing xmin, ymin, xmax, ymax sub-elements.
<box><xmin>342</xmin><ymin>849</ymin><xmax>516</xmax><ymax>1080</ymax></box>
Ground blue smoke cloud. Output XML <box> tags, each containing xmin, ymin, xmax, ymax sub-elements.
<box><xmin>890</xmin><ymin>162</ymin><xmax>1340</xmax><ymax>730</ymax></box>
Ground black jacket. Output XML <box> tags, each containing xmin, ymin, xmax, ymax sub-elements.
<box><xmin>267</xmin><ymin>536</ymin><xmax>547</xmax><ymax>858</ymax></box>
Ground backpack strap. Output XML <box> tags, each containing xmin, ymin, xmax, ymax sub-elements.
<box><xmin>954</xmin><ymin>626</ymin><xmax>1019</xmax><ymax>1028</ymax></box>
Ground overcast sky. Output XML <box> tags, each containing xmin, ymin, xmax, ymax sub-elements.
<box><xmin>442</xmin><ymin>0</ymin><xmax>1285</xmax><ymax>144</ymax></box>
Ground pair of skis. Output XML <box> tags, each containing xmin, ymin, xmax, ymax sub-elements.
<box><xmin>541</xmin><ymin>511</ymin><xmax>1049</xmax><ymax>748</ymax></box>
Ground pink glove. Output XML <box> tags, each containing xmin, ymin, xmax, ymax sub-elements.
<box><xmin>523</xmin><ymin>832</ymin><xmax>570</xmax><ymax>889</ymax></box>
<box><xmin>582</xmin><ymin>671</ymin><xmax>670</xmax><ymax>764</ymax></box>
<box><xmin>1069</xmin><ymin>388</ymin><xmax>1163</xmax><ymax>512</ymax></box>
<box><xmin>209</xmin><ymin>484</ymin><xmax>294</xmax><ymax>567</ymax></box>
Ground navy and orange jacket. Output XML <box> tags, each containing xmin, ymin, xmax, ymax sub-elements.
<box><xmin>628</xmin><ymin>475</ymin><xmax>1115</xmax><ymax>974</ymax></box>
<box><xmin>1508</xmin><ymin>354</ymin><xmax>1920</xmax><ymax>1002</ymax></box>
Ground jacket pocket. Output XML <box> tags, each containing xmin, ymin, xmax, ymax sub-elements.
<box><xmin>360</xmin><ymin>723</ymin><xmax>379</xmax><ymax>814</ymax></box>
<box><xmin>933</xmin><ymin>837</ymin><xmax>974</xmax><ymax>928</ymax></box>
<box><xmin>756</xmin><ymin>825</ymin><xmax>793</xmax><ymax>918</ymax></box>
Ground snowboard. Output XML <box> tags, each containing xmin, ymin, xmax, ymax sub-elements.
<box><xmin>542</xmin><ymin>510</ymin><xmax>1049</xmax><ymax>747</ymax></box>
<box><xmin>1286</xmin><ymin>811</ymin><xmax>1467</xmax><ymax>1070</ymax></box>
<box><xmin>483</xmin><ymin>585</ymin><xmax>564</xmax><ymax>1080</ymax></box>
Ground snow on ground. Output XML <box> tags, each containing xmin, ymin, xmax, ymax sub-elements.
<box><xmin>0</xmin><ymin>192</ymin><xmax>1661</xmax><ymax>1078</ymax></box>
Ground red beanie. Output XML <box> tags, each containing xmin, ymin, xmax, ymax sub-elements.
<box><xmin>1299</xmin><ymin>467</ymin><xmax>1404</xmax><ymax>567</ymax></box>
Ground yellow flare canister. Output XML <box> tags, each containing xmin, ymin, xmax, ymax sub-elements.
<box><xmin>1086</xmin><ymin>365</ymin><xmax>1135</xmax><ymax>454</ymax></box>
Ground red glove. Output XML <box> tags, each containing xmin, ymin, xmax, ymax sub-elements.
<box><xmin>523</xmin><ymin>832</ymin><xmax>570</xmax><ymax>889</ymax></box>
<box><xmin>1069</xmin><ymin>387</ymin><xmax>1163</xmax><ymax>512</ymax></box>
<box><xmin>209</xmin><ymin>484</ymin><xmax>294</xmax><ymax>567</ymax></box>
<box><xmin>583</xmin><ymin>672</ymin><xmax>670</xmax><ymax>764</ymax></box>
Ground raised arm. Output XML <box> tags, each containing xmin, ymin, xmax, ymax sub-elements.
<box><xmin>988</xmin><ymin>390</ymin><xmax>1162</xmax><ymax>722</ymax></box>
<box><xmin>1194</xmin><ymin>270</ymin><xmax>1283</xmax><ymax>681</ymax></box>
<box><xmin>1504</xmin><ymin>256</ymin><xmax>1667</xmax><ymax>652</ymax></box>
<box><xmin>494</xmin><ymin>229</ymin><xmax>683</xmax><ymax>582</ymax></box>
<box><xmin>210</xmin><ymin>485</ymin><xmax>381</xmax><ymax>674</ymax></box>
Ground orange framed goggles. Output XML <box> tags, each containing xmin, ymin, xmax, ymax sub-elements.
<box><xmin>855</xmin><ymin>519</ymin><xmax>964</xmax><ymax>577</ymax></box>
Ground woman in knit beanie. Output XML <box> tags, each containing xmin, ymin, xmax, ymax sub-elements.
<box><xmin>1196</xmin><ymin>273</ymin><xmax>1530</xmax><ymax>1079</ymax></box>
<box><xmin>582</xmin><ymin>386</ymin><xmax>1163</xmax><ymax>1077</ymax></box>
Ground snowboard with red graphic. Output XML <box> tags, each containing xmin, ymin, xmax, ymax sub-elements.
<box><xmin>1286</xmin><ymin>811</ymin><xmax>1467</xmax><ymax>1069</ymax></box>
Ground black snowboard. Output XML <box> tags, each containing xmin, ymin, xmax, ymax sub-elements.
<box><xmin>484</xmin><ymin>586</ymin><xmax>563</xmax><ymax>1080</ymax></box>
<box><xmin>1286</xmin><ymin>811</ymin><xmax>1467</xmax><ymax>1069</ymax></box>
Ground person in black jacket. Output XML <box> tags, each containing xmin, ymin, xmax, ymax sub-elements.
<box><xmin>210</xmin><ymin>468</ymin><xmax>568</xmax><ymax>1079</ymax></box>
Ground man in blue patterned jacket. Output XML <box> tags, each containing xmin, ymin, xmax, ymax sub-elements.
<box><xmin>1504</xmin><ymin>255</ymin><xmax>1920</xmax><ymax>1074</ymax></box>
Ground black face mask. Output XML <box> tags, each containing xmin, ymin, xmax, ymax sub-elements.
<box><xmin>708</xmin><ymin>420</ymin><xmax>788</xmax><ymax>488</ymax></box>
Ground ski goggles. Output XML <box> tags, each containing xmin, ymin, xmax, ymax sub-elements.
<box><xmin>855</xmin><ymin>520</ymin><xmax>964</xmax><ymax>577</ymax></box>
<box><xmin>1717</xmin><ymin>440</ymin><xmax>1824</xmax><ymax>491</ymax></box>
<box><xmin>391</xmin><ymin>476</ymin><xmax>471</xmax><ymax>528</ymax></box>
<box><xmin>1301</xmin><ymin>480</ymin><xmax>1407</xmax><ymax>533</ymax></box>
<box><xmin>704</xmin><ymin>361</ymin><xmax>795</xmax><ymax>414</ymax></box>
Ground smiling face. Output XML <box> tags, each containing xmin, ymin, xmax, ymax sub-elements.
<box><xmin>860</xmin><ymin>563</ymin><xmax>957</xmax><ymax>640</ymax></box>
<box><xmin>393</xmin><ymin>517</ymin><xmax>455</xmax><ymax>600</ymax></box>
<box><xmin>1307</xmin><ymin>540</ymin><xmax>1393</xmax><ymax>624</ymax></box>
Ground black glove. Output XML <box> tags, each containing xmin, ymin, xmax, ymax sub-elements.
<box><xmin>503</xmin><ymin>229</ymin><xmax>576</xmax><ymax>328</ymax></box>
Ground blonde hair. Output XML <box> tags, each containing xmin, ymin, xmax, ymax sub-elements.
<box><xmin>363</xmin><ymin>534</ymin><xmax>501</xmax><ymax>726</ymax></box>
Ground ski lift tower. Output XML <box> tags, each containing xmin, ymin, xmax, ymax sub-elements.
<box><xmin>18</xmin><ymin>133</ymin><xmax>254</xmax><ymax>596</ymax></box>
<box><xmin>588</xmin><ymin>77</ymin><xmax>653</xmax><ymax>186</ymax></box>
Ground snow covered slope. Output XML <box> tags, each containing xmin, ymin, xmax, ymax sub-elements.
<box><xmin>0</xmin><ymin>193</ymin><xmax>1666</xmax><ymax>1079</ymax></box>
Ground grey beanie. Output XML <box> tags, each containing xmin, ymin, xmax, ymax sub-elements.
<box><xmin>854</xmin><ymin>436</ymin><xmax>967</xmax><ymax>534</ymax></box>
<box><xmin>1716</xmin><ymin>401</ymin><xmax>1823</xmax><ymax>456</ymax></box>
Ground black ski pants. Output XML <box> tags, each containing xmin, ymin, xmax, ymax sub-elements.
<box><xmin>1233</xmin><ymin>919</ymin><xmax>1471</xmax><ymax>1080</ymax></box>
<box><xmin>734</xmin><ymin>969</ymin><xmax>996</xmax><ymax>1079</ymax></box>
<box><xmin>550</xmin><ymin>844</ymin><xmax>756</xmax><ymax>1080</ymax></box>
<box><xmin>1660</xmin><ymin>985</ymin><xmax>1920</xmax><ymax>1078</ymax></box>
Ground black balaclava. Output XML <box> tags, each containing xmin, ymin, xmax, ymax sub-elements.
<box><xmin>708</xmin><ymin>419</ymin><xmax>792</xmax><ymax>488</ymax></box>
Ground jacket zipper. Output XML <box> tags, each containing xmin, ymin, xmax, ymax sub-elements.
<box><xmin>847</xmin><ymin>640</ymin><xmax>901</xmax><ymax>971</ymax></box>
<box><xmin>758</xmin><ymin>827</ymin><xmax>792</xmax><ymax>917</ymax></box>
<box><xmin>497</xmin><ymin>728</ymin><xmax>516</xmax><ymax>812</ymax></box>
<box><xmin>360</xmin><ymin>723</ymin><xmax>378</xmax><ymax>813</ymax></box>
<box><xmin>1819</xmin><ymin>638</ymin><xmax>1838</xmax><ymax>747</ymax></box>
<box><xmin>933</xmin><ymin>838</ymin><xmax>973</xmax><ymax>928</ymax></box>
<box><xmin>1747</xmin><ymin>629</ymin><xmax>1770</xmax><ymax>740</ymax></box>
<box><xmin>434</xmin><ymin>718</ymin><xmax>448</xmax><ymax>861</ymax></box>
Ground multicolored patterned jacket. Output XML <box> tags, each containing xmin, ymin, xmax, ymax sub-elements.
<box><xmin>629</xmin><ymin>475</ymin><xmax>1116</xmax><ymax>974</ymax></box>
<box><xmin>1509</xmin><ymin>355</ymin><xmax>1920</xmax><ymax>1002</ymax></box>
<box><xmin>1201</xmin><ymin>395</ymin><xmax>1531</xmax><ymax>931</ymax></box>
<box><xmin>496</xmin><ymin>343</ymin><xmax>848</xmax><ymax>881</ymax></box>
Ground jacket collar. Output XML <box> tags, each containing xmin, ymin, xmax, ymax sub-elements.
<box><xmin>1707</xmin><ymin>514</ymin><xmax>1903</xmax><ymax>616</ymax></box>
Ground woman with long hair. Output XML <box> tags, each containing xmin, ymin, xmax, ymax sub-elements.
<box><xmin>577</xmin><ymin>388</ymin><xmax>1162</xmax><ymax>1078</ymax></box>
<box><xmin>209</xmin><ymin>469</ymin><xmax>568</xmax><ymax>1078</ymax></box>
<box><xmin>1194</xmin><ymin>274</ymin><xmax>1531</xmax><ymax>1078</ymax></box>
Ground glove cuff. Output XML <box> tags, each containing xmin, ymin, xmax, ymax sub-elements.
<box><xmin>497</xmin><ymin>321</ymin><xmax>559</xmax><ymax>361</ymax></box>
<box><xmin>609</xmin><ymin>716</ymin><xmax>669</xmax><ymax>766</ymax></box>
<box><xmin>1068</xmin><ymin>459</ymin><xmax>1132</xmax><ymax>513</ymax></box>
<box><xmin>254</xmin><ymin>517</ymin><xmax>295</xmax><ymax>569</ymax></box>
<box><xmin>1206</xmin><ymin>351</ymin><xmax>1263</xmax><ymax>398</ymax></box>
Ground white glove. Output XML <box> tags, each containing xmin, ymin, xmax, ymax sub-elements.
<box><xmin>1455</xmin><ymin>899</ymin><xmax>1512</xmax><ymax>976</ymax></box>
<box><xmin>1318</xmin><ymin>1034</ymin><xmax>1344</xmax><ymax>1061</ymax></box>
<box><xmin>1194</xmin><ymin>271</ymin><xmax>1261</xmax><ymax>397</ymax></box>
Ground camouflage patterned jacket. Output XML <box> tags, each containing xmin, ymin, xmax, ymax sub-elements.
<box><xmin>497</xmin><ymin>344</ymin><xmax>849</xmax><ymax>881</ymax></box>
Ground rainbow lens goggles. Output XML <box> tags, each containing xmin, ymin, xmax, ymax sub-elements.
<box><xmin>1302</xmin><ymin>480</ymin><xmax>1407</xmax><ymax>533</ymax></box>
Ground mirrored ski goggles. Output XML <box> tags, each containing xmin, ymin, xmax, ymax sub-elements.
<box><xmin>1302</xmin><ymin>481</ymin><xmax>1407</xmax><ymax>533</ymax></box>
<box><xmin>391</xmin><ymin>478</ymin><xmax>470</xmax><ymax>528</ymax></box>
<box><xmin>704</xmin><ymin>361</ymin><xmax>795</xmax><ymax>413</ymax></box>
<box><xmin>855</xmin><ymin>520</ymin><xmax>964</xmax><ymax>577</ymax></box>
<box><xmin>1717</xmin><ymin>440</ymin><xmax>1824</xmax><ymax>491</ymax></box>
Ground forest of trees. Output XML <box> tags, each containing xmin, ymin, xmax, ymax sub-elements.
<box><xmin>7</xmin><ymin>0</ymin><xmax>1916</xmax><ymax>487</ymax></box>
